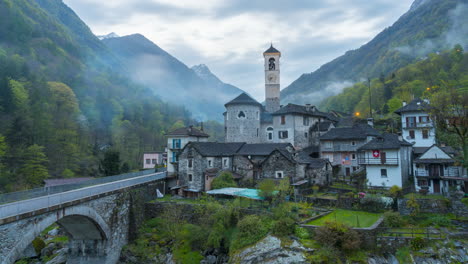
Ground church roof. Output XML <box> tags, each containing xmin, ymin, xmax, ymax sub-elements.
<box><xmin>225</xmin><ymin>93</ymin><xmax>262</xmax><ymax>107</ymax></box>
<box><xmin>264</xmin><ymin>44</ymin><xmax>280</xmax><ymax>54</ymax></box>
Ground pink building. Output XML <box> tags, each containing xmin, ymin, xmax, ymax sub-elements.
<box><xmin>143</xmin><ymin>152</ymin><xmax>165</xmax><ymax>169</ymax></box>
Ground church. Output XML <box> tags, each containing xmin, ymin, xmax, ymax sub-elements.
<box><xmin>224</xmin><ymin>45</ymin><xmax>337</xmax><ymax>149</ymax></box>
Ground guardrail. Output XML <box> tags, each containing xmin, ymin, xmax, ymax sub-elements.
<box><xmin>0</xmin><ymin>168</ymin><xmax>166</xmax><ymax>205</ymax></box>
<box><xmin>0</xmin><ymin>171</ymin><xmax>166</xmax><ymax>221</ymax></box>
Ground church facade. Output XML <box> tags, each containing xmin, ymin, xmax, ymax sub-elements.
<box><xmin>224</xmin><ymin>45</ymin><xmax>336</xmax><ymax>148</ymax></box>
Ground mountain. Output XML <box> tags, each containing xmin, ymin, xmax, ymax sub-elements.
<box><xmin>281</xmin><ymin>0</ymin><xmax>468</xmax><ymax>106</ymax></box>
<box><xmin>97</xmin><ymin>32</ymin><xmax>120</xmax><ymax>40</ymax></box>
<box><xmin>0</xmin><ymin>0</ymin><xmax>197</xmax><ymax>188</ymax></box>
<box><xmin>101</xmin><ymin>34</ymin><xmax>244</xmax><ymax>121</ymax></box>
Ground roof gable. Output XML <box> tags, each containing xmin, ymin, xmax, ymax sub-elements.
<box><xmin>418</xmin><ymin>145</ymin><xmax>453</xmax><ymax>160</ymax></box>
<box><xmin>394</xmin><ymin>98</ymin><xmax>429</xmax><ymax>115</ymax></box>
<box><xmin>225</xmin><ymin>92</ymin><xmax>262</xmax><ymax>107</ymax></box>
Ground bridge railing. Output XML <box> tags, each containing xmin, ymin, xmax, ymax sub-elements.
<box><xmin>0</xmin><ymin>168</ymin><xmax>166</xmax><ymax>205</ymax></box>
<box><xmin>0</xmin><ymin>171</ymin><xmax>167</xmax><ymax>221</ymax></box>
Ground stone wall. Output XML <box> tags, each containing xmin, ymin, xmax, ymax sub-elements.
<box><xmin>225</xmin><ymin>104</ymin><xmax>262</xmax><ymax>143</ymax></box>
<box><xmin>398</xmin><ymin>195</ymin><xmax>468</xmax><ymax>217</ymax></box>
<box><xmin>261</xmin><ymin>151</ymin><xmax>296</xmax><ymax>179</ymax></box>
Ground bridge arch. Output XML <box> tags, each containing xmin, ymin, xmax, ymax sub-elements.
<box><xmin>6</xmin><ymin>205</ymin><xmax>110</xmax><ymax>264</ymax></box>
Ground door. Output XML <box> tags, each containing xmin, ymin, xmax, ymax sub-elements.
<box><xmin>345</xmin><ymin>167</ymin><xmax>351</xmax><ymax>177</ymax></box>
<box><xmin>433</xmin><ymin>179</ymin><xmax>440</xmax><ymax>193</ymax></box>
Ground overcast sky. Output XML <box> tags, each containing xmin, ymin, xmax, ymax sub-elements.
<box><xmin>63</xmin><ymin>0</ymin><xmax>414</xmax><ymax>101</ymax></box>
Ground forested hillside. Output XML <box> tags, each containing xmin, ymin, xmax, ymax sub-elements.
<box><xmin>281</xmin><ymin>0</ymin><xmax>468</xmax><ymax>106</ymax></box>
<box><xmin>0</xmin><ymin>0</ymin><xmax>216</xmax><ymax>192</ymax></box>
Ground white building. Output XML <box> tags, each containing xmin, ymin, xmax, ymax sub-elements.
<box><xmin>166</xmin><ymin>126</ymin><xmax>209</xmax><ymax>176</ymax></box>
<box><xmin>394</xmin><ymin>98</ymin><xmax>435</xmax><ymax>147</ymax></box>
<box><xmin>414</xmin><ymin>145</ymin><xmax>466</xmax><ymax>194</ymax></box>
<box><xmin>358</xmin><ymin>133</ymin><xmax>413</xmax><ymax>188</ymax></box>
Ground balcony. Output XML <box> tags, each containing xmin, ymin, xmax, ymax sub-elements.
<box><xmin>403</xmin><ymin>122</ymin><xmax>433</xmax><ymax>129</ymax></box>
<box><xmin>415</xmin><ymin>170</ymin><xmax>460</xmax><ymax>178</ymax></box>
<box><xmin>358</xmin><ymin>157</ymin><xmax>399</xmax><ymax>166</ymax></box>
<box><xmin>321</xmin><ymin>145</ymin><xmax>359</xmax><ymax>152</ymax></box>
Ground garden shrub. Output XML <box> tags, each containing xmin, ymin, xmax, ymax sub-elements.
<box><xmin>359</xmin><ymin>194</ymin><xmax>393</xmax><ymax>212</ymax></box>
<box><xmin>272</xmin><ymin>217</ymin><xmax>295</xmax><ymax>237</ymax></box>
<box><xmin>211</xmin><ymin>172</ymin><xmax>237</xmax><ymax>190</ymax></box>
<box><xmin>383</xmin><ymin>211</ymin><xmax>404</xmax><ymax>227</ymax></box>
<box><xmin>406</xmin><ymin>195</ymin><xmax>420</xmax><ymax>217</ymax></box>
<box><xmin>389</xmin><ymin>185</ymin><xmax>403</xmax><ymax>198</ymax></box>
<box><xmin>314</xmin><ymin>221</ymin><xmax>361</xmax><ymax>251</ymax></box>
<box><xmin>425</xmin><ymin>215</ymin><xmax>451</xmax><ymax>227</ymax></box>
<box><xmin>294</xmin><ymin>226</ymin><xmax>310</xmax><ymax>240</ymax></box>
<box><xmin>307</xmin><ymin>246</ymin><xmax>342</xmax><ymax>264</ymax></box>
<box><xmin>32</xmin><ymin>237</ymin><xmax>46</xmax><ymax>254</ymax></box>
<box><xmin>231</xmin><ymin>215</ymin><xmax>269</xmax><ymax>251</ymax></box>
<box><xmin>410</xmin><ymin>237</ymin><xmax>426</xmax><ymax>251</ymax></box>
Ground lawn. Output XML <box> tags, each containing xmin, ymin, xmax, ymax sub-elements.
<box><xmin>306</xmin><ymin>209</ymin><xmax>381</xmax><ymax>228</ymax></box>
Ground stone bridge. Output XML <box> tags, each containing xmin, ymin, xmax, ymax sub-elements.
<box><xmin>0</xmin><ymin>171</ymin><xmax>166</xmax><ymax>264</ymax></box>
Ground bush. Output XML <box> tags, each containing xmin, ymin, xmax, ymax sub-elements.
<box><xmin>294</xmin><ymin>226</ymin><xmax>310</xmax><ymax>239</ymax></box>
<box><xmin>211</xmin><ymin>172</ymin><xmax>237</xmax><ymax>190</ymax></box>
<box><xmin>258</xmin><ymin>179</ymin><xmax>276</xmax><ymax>201</ymax></box>
<box><xmin>383</xmin><ymin>211</ymin><xmax>404</xmax><ymax>227</ymax></box>
<box><xmin>32</xmin><ymin>237</ymin><xmax>46</xmax><ymax>254</ymax></box>
<box><xmin>406</xmin><ymin>195</ymin><xmax>420</xmax><ymax>217</ymax></box>
<box><xmin>359</xmin><ymin>194</ymin><xmax>393</xmax><ymax>212</ymax></box>
<box><xmin>272</xmin><ymin>218</ymin><xmax>296</xmax><ymax>237</ymax></box>
<box><xmin>314</xmin><ymin>221</ymin><xmax>361</xmax><ymax>251</ymax></box>
<box><xmin>410</xmin><ymin>237</ymin><xmax>426</xmax><ymax>251</ymax></box>
<box><xmin>426</xmin><ymin>215</ymin><xmax>451</xmax><ymax>227</ymax></box>
<box><xmin>389</xmin><ymin>185</ymin><xmax>403</xmax><ymax>198</ymax></box>
<box><xmin>231</xmin><ymin>215</ymin><xmax>269</xmax><ymax>251</ymax></box>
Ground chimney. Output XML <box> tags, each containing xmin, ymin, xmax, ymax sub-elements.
<box><xmin>367</xmin><ymin>118</ymin><xmax>374</xmax><ymax>128</ymax></box>
<box><xmin>402</xmin><ymin>101</ymin><xmax>407</xmax><ymax>106</ymax></box>
<box><xmin>398</xmin><ymin>135</ymin><xmax>403</xmax><ymax>141</ymax></box>
<box><xmin>305</xmin><ymin>104</ymin><xmax>311</xmax><ymax>111</ymax></box>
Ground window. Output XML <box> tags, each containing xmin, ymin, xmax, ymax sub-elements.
<box><xmin>409</xmin><ymin>130</ymin><xmax>415</xmax><ymax>139</ymax></box>
<box><xmin>304</xmin><ymin>132</ymin><xmax>308</xmax><ymax>138</ymax></box>
<box><xmin>146</xmin><ymin>159</ymin><xmax>151</xmax><ymax>164</ymax></box>
<box><xmin>406</xmin><ymin>117</ymin><xmax>416</xmax><ymax>128</ymax></box>
<box><xmin>381</xmin><ymin>169</ymin><xmax>387</xmax><ymax>178</ymax></box>
<box><xmin>222</xmin><ymin>157</ymin><xmax>229</xmax><ymax>168</ymax></box>
<box><xmin>207</xmin><ymin>158</ymin><xmax>213</xmax><ymax>167</ymax></box>
<box><xmin>417</xmin><ymin>179</ymin><xmax>428</xmax><ymax>187</ymax></box>
<box><xmin>419</xmin><ymin>116</ymin><xmax>429</xmax><ymax>123</ymax></box>
<box><xmin>422</xmin><ymin>130</ymin><xmax>429</xmax><ymax>139</ymax></box>
<box><xmin>269</xmin><ymin>58</ymin><xmax>275</xmax><ymax>70</ymax></box>
<box><xmin>172</xmin><ymin>152</ymin><xmax>178</xmax><ymax>163</ymax></box>
<box><xmin>278</xmin><ymin>130</ymin><xmax>288</xmax><ymax>139</ymax></box>
<box><xmin>172</xmin><ymin>139</ymin><xmax>181</xmax><ymax>149</ymax></box>
<box><xmin>188</xmin><ymin>174</ymin><xmax>193</xmax><ymax>182</ymax></box>
<box><xmin>281</xmin><ymin>115</ymin><xmax>286</xmax><ymax>125</ymax></box>
<box><xmin>257</xmin><ymin>128</ymin><xmax>259</xmax><ymax>137</ymax></box>
<box><xmin>267</xmin><ymin>127</ymin><xmax>273</xmax><ymax>140</ymax></box>
<box><xmin>351</xmin><ymin>154</ymin><xmax>356</xmax><ymax>160</ymax></box>
<box><xmin>324</xmin><ymin>141</ymin><xmax>333</xmax><ymax>149</ymax></box>
<box><xmin>188</xmin><ymin>159</ymin><xmax>193</xmax><ymax>168</ymax></box>
<box><xmin>152</xmin><ymin>159</ymin><xmax>156</xmax><ymax>164</ymax></box>
<box><xmin>275</xmin><ymin>171</ymin><xmax>284</xmax><ymax>178</ymax></box>
<box><xmin>238</xmin><ymin>111</ymin><xmax>246</xmax><ymax>119</ymax></box>
<box><xmin>351</xmin><ymin>141</ymin><xmax>356</xmax><ymax>146</ymax></box>
<box><xmin>303</xmin><ymin>116</ymin><xmax>309</xmax><ymax>126</ymax></box>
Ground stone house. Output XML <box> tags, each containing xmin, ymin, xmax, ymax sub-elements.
<box><xmin>357</xmin><ymin>133</ymin><xmax>413</xmax><ymax>189</ymax></box>
<box><xmin>174</xmin><ymin>142</ymin><xmax>293</xmax><ymax>196</ymax></box>
<box><xmin>166</xmin><ymin>126</ymin><xmax>209</xmax><ymax>177</ymax></box>
<box><xmin>413</xmin><ymin>145</ymin><xmax>466</xmax><ymax>194</ymax></box>
<box><xmin>309</xmin><ymin>121</ymin><xmax>335</xmax><ymax>146</ymax></box>
<box><xmin>320</xmin><ymin>124</ymin><xmax>381</xmax><ymax>177</ymax></box>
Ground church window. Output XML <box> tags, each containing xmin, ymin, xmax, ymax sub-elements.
<box><xmin>269</xmin><ymin>58</ymin><xmax>275</xmax><ymax>70</ymax></box>
<box><xmin>281</xmin><ymin>115</ymin><xmax>286</xmax><ymax>125</ymax></box>
<box><xmin>267</xmin><ymin>127</ymin><xmax>273</xmax><ymax>140</ymax></box>
<box><xmin>238</xmin><ymin>111</ymin><xmax>246</xmax><ymax>119</ymax></box>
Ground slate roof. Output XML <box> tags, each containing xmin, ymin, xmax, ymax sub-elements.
<box><xmin>190</xmin><ymin>142</ymin><xmax>245</xmax><ymax>156</ymax></box>
<box><xmin>394</xmin><ymin>98</ymin><xmax>430</xmax><ymax>115</ymax></box>
<box><xmin>237</xmin><ymin>143</ymin><xmax>292</xmax><ymax>156</ymax></box>
<box><xmin>166</xmin><ymin>126</ymin><xmax>210</xmax><ymax>137</ymax></box>
<box><xmin>272</xmin><ymin>103</ymin><xmax>330</xmax><ymax>118</ymax></box>
<box><xmin>311</xmin><ymin>121</ymin><xmax>334</xmax><ymax>132</ymax></box>
<box><xmin>414</xmin><ymin>159</ymin><xmax>455</xmax><ymax>164</ymax></box>
<box><xmin>264</xmin><ymin>44</ymin><xmax>280</xmax><ymax>53</ymax></box>
<box><xmin>225</xmin><ymin>92</ymin><xmax>262</xmax><ymax>107</ymax></box>
<box><xmin>320</xmin><ymin>124</ymin><xmax>380</xmax><ymax>140</ymax></box>
<box><xmin>358</xmin><ymin>133</ymin><xmax>412</xmax><ymax>150</ymax></box>
<box><xmin>294</xmin><ymin>147</ymin><xmax>328</xmax><ymax>168</ymax></box>
<box><xmin>413</xmin><ymin>146</ymin><xmax>456</xmax><ymax>155</ymax></box>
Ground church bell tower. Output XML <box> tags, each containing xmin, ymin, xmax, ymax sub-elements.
<box><xmin>264</xmin><ymin>44</ymin><xmax>281</xmax><ymax>113</ymax></box>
